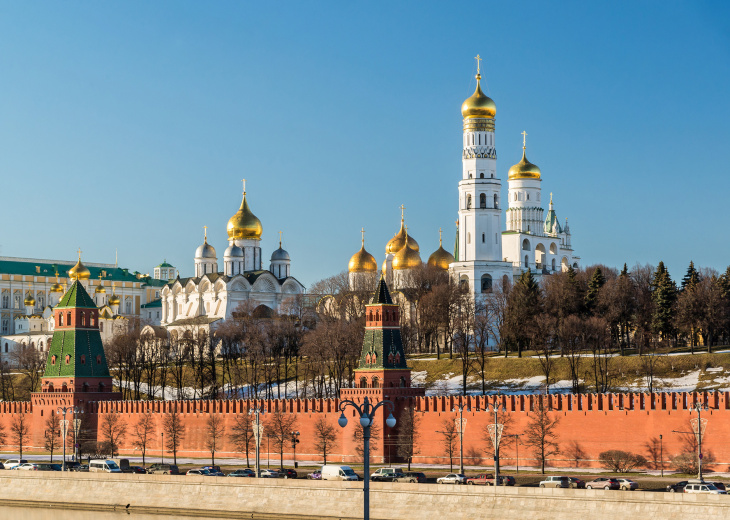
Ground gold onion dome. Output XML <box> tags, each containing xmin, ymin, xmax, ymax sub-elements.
<box><xmin>50</xmin><ymin>282</ymin><xmax>64</xmax><ymax>293</ymax></box>
<box><xmin>508</xmin><ymin>147</ymin><xmax>541</xmax><ymax>180</ymax></box>
<box><xmin>386</xmin><ymin>221</ymin><xmax>419</xmax><ymax>255</ymax></box>
<box><xmin>227</xmin><ymin>192</ymin><xmax>262</xmax><ymax>241</ymax></box>
<box><xmin>68</xmin><ymin>257</ymin><xmax>91</xmax><ymax>281</ymax></box>
<box><xmin>108</xmin><ymin>293</ymin><xmax>120</xmax><ymax>306</ymax></box>
<box><xmin>349</xmin><ymin>239</ymin><xmax>377</xmax><ymax>273</ymax></box>
<box><xmin>24</xmin><ymin>293</ymin><xmax>35</xmax><ymax>306</ymax></box>
<box><xmin>95</xmin><ymin>284</ymin><xmax>106</xmax><ymax>294</ymax></box>
<box><xmin>428</xmin><ymin>235</ymin><xmax>455</xmax><ymax>270</ymax></box>
<box><xmin>392</xmin><ymin>236</ymin><xmax>422</xmax><ymax>271</ymax></box>
<box><xmin>461</xmin><ymin>74</ymin><xmax>496</xmax><ymax>119</ymax></box>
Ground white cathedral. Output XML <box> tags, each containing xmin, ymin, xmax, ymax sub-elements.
<box><xmin>160</xmin><ymin>187</ymin><xmax>304</xmax><ymax>329</ymax></box>
<box><xmin>348</xmin><ymin>59</ymin><xmax>579</xmax><ymax>297</ymax></box>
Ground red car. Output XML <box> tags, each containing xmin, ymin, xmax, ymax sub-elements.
<box><xmin>586</xmin><ymin>477</ymin><xmax>620</xmax><ymax>490</ymax></box>
<box><xmin>466</xmin><ymin>473</ymin><xmax>494</xmax><ymax>485</ymax></box>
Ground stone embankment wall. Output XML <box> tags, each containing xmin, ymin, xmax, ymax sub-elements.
<box><xmin>0</xmin><ymin>473</ymin><xmax>729</xmax><ymax>520</ymax></box>
<box><xmin>1</xmin><ymin>391</ymin><xmax>729</xmax><ymax>469</ymax></box>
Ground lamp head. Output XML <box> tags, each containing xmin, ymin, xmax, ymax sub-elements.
<box><xmin>338</xmin><ymin>412</ymin><xmax>348</xmax><ymax>428</ymax></box>
<box><xmin>360</xmin><ymin>415</ymin><xmax>372</xmax><ymax>428</ymax></box>
<box><xmin>386</xmin><ymin>413</ymin><xmax>396</xmax><ymax>429</ymax></box>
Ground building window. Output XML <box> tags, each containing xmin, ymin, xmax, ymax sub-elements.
<box><xmin>466</xmin><ymin>195</ymin><xmax>472</xmax><ymax>209</ymax></box>
<box><xmin>1</xmin><ymin>295</ymin><xmax>8</xmax><ymax>308</ymax></box>
<box><xmin>480</xmin><ymin>193</ymin><xmax>486</xmax><ymax>209</ymax></box>
<box><xmin>1</xmin><ymin>320</ymin><xmax>7</xmax><ymax>334</ymax></box>
<box><xmin>482</xmin><ymin>233</ymin><xmax>485</xmax><ymax>243</ymax></box>
<box><xmin>494</xmin><ymin>194</ymin><xmax>498</xmax><ymax>209</ymax></box>
<box><xmin>65</xmin><ymin>354</ymin><xmax>70</xmax><ymax>364</ymax></box>
<box><xmin>481</xmin><ymin>274</ymin><xmax>493</xmax><ymax>293</ymax></box>
<box><xmin>96</xmin><ymin>355</ymin><xmax>102</xmax><ymax>364</ymax></box>
<box><xmin>467</xmin><ymin>232</ymin><xmax>471</xmax><ymax>244</ymax></box>
<box><xmin>80</xmin><ymin>355</ymin><xmax>86</xmax><ymax>364</ymax></box>
<box><xmin>480</xmin><ymin>172</ymin><xmax>484</xmax><ymax>178</ymax></box>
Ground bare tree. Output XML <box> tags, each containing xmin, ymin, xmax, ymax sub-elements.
<box><xmin>313</xmin><ymin>416</ymin><xmax>337</xmax><ymax>465</ymax></box>
<box><xmin>265</xmin><ymin>411</ymin><xmax>298</xmax><ymax>469</ymax></box>
<box><xmin>132</xmin><ymin>411</ymin><xmax>156</xmax><ymax>467</ymax></box>
<box><xmin>163</xmin><ymin>409</ymin><xmax>186</xmax><ymax>464</ymax></box>
<box><xmin>205</xmin><ymin>414</ymin><xmax>226</xmax><ymax>465</ymax></box>
<box><xmin>559</xmin><ymin>315</ymin><xmax>584</xmax><ymax>393</ymax></box>
<box><xmin>523</xmin><ymin>399</ymin><xmax>560</xmax><ymax>474</ymax></box>
<box><xmin>352</xmin><ymin>422</ymin><xmax>381</xmax><ymax>464</ymax></box>
<box><xmin>533</xmin><ymin>314</ymin><xmax>557</xmax><ymax>393</ymax></box>
<box><xmin>44</xmin><ymin>412</ymin><xmax>61</xmax><ymax>462</ymax></box>
<box><xmin>599</xmin><ymin>450</ymin><xmax>647</xmax><ymax>473</ymax></box>
<box><xmin>396</xmin><ymin>407</ymin><xmax>420</xmax><ymax>470</ymax></box>
<box><xmin>438</xmin><ymin>418</ymin><xmax>458</xmax><ymax>472</ymax></box>
<box><xmin>565</xmin><ymin>440</ymin><xmax>587</xmax><ymax>468</ymax></box>
<box><xmin>644</xmin><ymin>437</ymin><xmax>662</xmax><ymax>471</ymax></box>
<box><xmin>11</xmin><ymin>412</ymin><xmax>30</xmax><ymax>459</ymax></box>
<box><xmin>100</xmin><ymin>413</ymin><xmax>128</xmax><ymax>458</ymax></box>
<box><xmin>230</xmin><ymin>413</ymin><xmax>255</xmax><ymax>467</ymax></box>
<box><xmin>12</xmin><ymin>347</ymin><xmax>45</xmax><ymax>398</ymax></box>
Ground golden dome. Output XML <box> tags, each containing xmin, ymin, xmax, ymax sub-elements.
<box><xmin>108</xmin><ymin>294</ymin><xmax>120</xmax><ymax>306</ymax></box>
<box><xmin>386</xmin><ymin>220</ymin><xmax>419</xmax><ymax>255</ymax></box>
<box><xmin>95</xmin><ymin>284</ymin><xmax>106</xmax><ymax>294</ymax></box>
<box><xmin>461</xmin><ymin>74</ymin><xmax>496</xmax><ymax>119</ymax></box>
<box><xmin>392</xmin><ymin>237</ymin><xmax>422</xmax><ymax>271</ymax></box>
<box><xmin>50</xmin><ymin>282</ymin><xmax>64</xmax><ymax>293</ymax></box>
<box><xmin>24</xmin><ymin>293</ymin><xmax>35</xmax><ymax>307</ymax></box>
<box><xmin>508</xmin><ymin>147</ymin><xmax>541</xmax><ymax>180</ymax></box>
<box><xmin>68</xmin><ymin>258</ymin><xmax>91</xmax><ymax>281</ymax></box>
<box><xmin>428</xmin><ymin>232</ymin><xmax>455</xmax><ymax>270</ymax></box>
<box><xmin>227</xmin><ymin>192</ymin><xmax>262</xmax><ymax>241</ymax></box>
<box><xmin>349</xmin><ymin>236</ymin><xmax>377</xmax><ymax>273</ymax></box>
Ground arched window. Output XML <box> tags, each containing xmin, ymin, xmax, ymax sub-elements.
<box><xmin>459</xmin><ymin>275</ymin><xmax>469</xmax><ymax>289</ymax></box>
<box><xmin>527</xmin><ymin>193</ymin><xmax>530</xmax><ymax>200</ymax></box>
<box><xmin>82</xmin><ymin>382</ymin><xmax>89</xmax><ymax>393</ymax></box>
<box><xmin>466</xmin><ymin>195</ymin><xmax>472</xmax><ymax>209</ymax></box>
<box><xmin>400</xmin><ymin>376</ymin><xmax>407</xmax><ymax>388</ymax></box>
<box><xmin>66</xmin><ymin>312</ymin><xmax>71</xmax><ymax>325</ymax></box>
<box><xmin>525</xmin><ymin>255</ymin><xmax>529</xmax><ymax>268</ymax></box>
<box><xmin>371</xmin><ymin>377</ymin><xmax>380</xmax><ymax>389</ymax></box>
<box><xmin>58</xmin><ymin>314</ymin><xmax>64</xmax><ymax>326</ymax></box>
<box><xmin>514</xmin><ymin>193</ymin><xmax>517</xmax><ymax>201</ymax></box>
<box><xmin>98</xmin><ymin>382</ymin><xmax>105</xmax><ymax>392</ymax></box>
<box><xmin>480</xmin><ymin>172</ymin><xmax>484</xmax><ymax>179</ymax></box>
<box><xmin>62</xmin><ymin>383</ymin><xmax>68</xmax><ymax>392</ymax></box>
<box><xmin>81</xmin><ymin>312</ymin><xmax>85</xmax><ymax>326</ymax></box>
<box><xmin>481</xmin><ymin>274</ymin><xmax>493</xmax><ymax>293</ymax></box>
<box><xmin>552</xmin><ymin>258</ymin><xmax>556</xmax><ymax>271</ymax></box>
<box><xmin>494</xmin><ymin>194</ymin><xmax>498</xmax><ymax>209</ymax></box>
<box><xmin>479</xmin><ymin>193</ymin><xmax>486</xmax><ymax>208</ymax></box>
<box><xmin>51</xmin><ymin>355</ymin><xmax>57</xmax><ymax>365</ymax></box>
<box><xmin>3</xmin><ymin>343</ymin><xmax>6</xmax><ymax>353</ymax></box>
<box><xmin>96</xmin><ymin>355</ymin><xmax>102</xmax><ymax>364</ymax></box>
<box><xmin>65</xmin><ymin>354</ymin><xmax>70</xmax><ymax>364</ymax></box>
<box><xmin>360</xmin><ymin>377</ymin><xmax>368</xmax><ymax>388</ymax></box>
<box><xmin>80</xmin><ymin>355</ymin><xmax>86</xmax><ymax>364</ymax></box>
<box><xmin>522</xmin><ymin>239</ymin><xmax>530</xmax><ymax>251</ymax></box>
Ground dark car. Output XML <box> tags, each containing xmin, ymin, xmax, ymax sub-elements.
<box><xmin>586</xmin><ymin>477</ymin><xmax>620</xmax><ymax>490</ymax></box>
<box><xmin>62</xmin><ymin>461</ymin><xmax>82</xmax><ymax>472</ymax></box>
<box><xmin>403</xmin><ymin>472</ymin><xmax>427</xmax><ymax>483</ymax></box>
<box><xmin>280</xmin><ymin>468</ymin><xmax>297</xmax><ymax>479</ymax></box>
<box><xmin>129</xmin><ymin>466</ymin><xmax>147</xmax><ymax>474</ymax></box>
<box><xmin>569</xmin><ymin>477</ymin><xmax>586</xmax><ymax>489</ymax></box>
<box><xmin>307</xmin><ymin>470</ymin><xmax>322</xmax><ymax>480</ymax></box>
<box><xmin>667</xmin><ymin>481</ymin><xmax>688</xmax><ymax>493</ymax></box>
<box><xmin>497</xmin><ymin>476</ymin><xmax>516</xmax><ymax>486</ymax></box>
<box><xmin>147</xmin><ymin>463</ymin><xmax>180</xmax><ymax>475</ymax></box>
<box><xmin>202</xmin><ymin>466</ymin><xmax>225</xmax><ymax>476</ymax></box>
<box><xmin>711</xmin><ymin>482</ymin><xmax>727</xmax><ymax>491</ymax></box>
<box><xmin>228</xmin><ymin>469</ymin><xmax>256</xmax><ymax>477</ymax></box>
<box><xmin>49</xmin><ymin>464</ymin><xmax>63</xmax><ymax>471</ymax></box>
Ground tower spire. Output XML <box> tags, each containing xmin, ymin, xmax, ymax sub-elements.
<box><xmin>278</xmin><ymin>230</ymin><xmax>283</xmax><ymax>248</ymax></box>
<box><xmin>361</xmin><ymin>227</ymin><xmax>365</xmax><ymax>247</ymax></box>
<box><xmin>439</xmin><ymin>227</ymin><xmax>443</xmax><ymax>247</ymax></box>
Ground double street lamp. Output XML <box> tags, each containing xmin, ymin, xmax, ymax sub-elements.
<box><xmin>290</xmin><ymin>431</ymin><xmax>300</xmax><ymax>469</ymax></box>
<box><xmin>672</xmin><ymin>401</ymin><xmax>712</xmax><ymax>481</ymax></box>
<box><xmin>338</xmin><ymin>396</ymin><xmax>396</xmax><ymax>520</ymax></box>
<box><xmin>485</xmin><ymin>401</ymin><xmax>507</xmax><ymax>486</ymax></box>
<box><xmin>249</xmin><ymin>404</ymin><xmax>267</xmax><ymax>478</ymax></box>
<box><xmin>452</xmin><ymin>402</ymin><xmax>470</xmax><ymax>475</ymax></box>
<box><xmin>57</xmin><ymin>405</ymin><xmax>83</xmax><ymax>471</ymax></box>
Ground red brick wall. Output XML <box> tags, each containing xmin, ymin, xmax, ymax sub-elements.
<box><xmin>2</xmin><ymin>391</ymin><xmax>729</xmax><ymax>470</ymax></box>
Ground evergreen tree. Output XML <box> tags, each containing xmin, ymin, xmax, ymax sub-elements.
<box><xmin>681</xmin><ymin>261</ymin><xmax>701</xmax><ymax>290</ymax></box>
<box><xmin>650</xmin><ymin>261</ymin><xmax>677</xmax><ymax>343</ymax></box>
<box><xmin>586</xmin><ymin>267</ymin><xmax>606</xmax><ymax>315</ymax></box>
<box><xmin>503</xmin><ymin>269</ymin><xmax>542</xmax><ymax>357</ymax></box>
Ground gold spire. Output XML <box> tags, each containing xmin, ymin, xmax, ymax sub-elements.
<box><xmin>68</xmin><ymin>248</ymin><xmax>91</xmax><ymax>281</ymax></box>
<box><xmin>278</xmin><ymin>230</ymin><xmax>283</xmax><ymax>249</ymax></box>
<box><xmin>508</xmin><ymin>133</ymin><xmax>541</xmax><ymax>180</ymax></box>
<box><xmin>204</xmin><ymin>225</ymin><xmax>208</xmax><ymax>242</ymax></box>
<box><xmin>108</xmin><ymin>283</ymin><xmax>120</xmax><ymax>306</ymax></box>
<box><xmin>428</xmin><ymin>228</ymin><xmax>455</xmax><ymax>270</ymax></box>
<box><xmin>461</xmin><ymin>56</ymin><xmax>496</xmax><ymax>119</ymax></box>
<box><xmin>349</xmin><ymin>227</ymin><xmax>377</xmax><ymax>273</ymax></box>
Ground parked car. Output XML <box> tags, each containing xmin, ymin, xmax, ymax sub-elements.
<box><xmin>202</xmin><ymin>466</ymin><xmax>225</xmax><ymax>476</ymax></box>
<box><xmin>16</xmin><ymin>463</ymin><xmax>40</xmax><ymax>471</ymax></box>
<box><xmin>306</xmin><ymin>470</ymin><xmax>322</xmax><ymax>480</ymax></box>
<box><xmin>35</xmin><ymin>464</ymin><xmax>57</xmax><ymax>471</ymax></box>
<box><xmin>586</xmin><ymin>477</ymin><xmax>620</xmax><ymax>490</ymax></box>
<box><xmin>49</xmin><ymin>464</ymin><xmax>63</xmax><ymax>471</ymax></box>
<box><xmin>667</xmin><ymin>481</ymin><xmax>688</xmax><ymax>493</ymax></box>
<box><xmin>62</xmin><ymin>461</ymin><xmax>82</xmax><ymax>472</ymax></box>
<box><xmin>437</xmin><ymin>473</ymin><xmax>467</xmax><ymax>485</ymax></box>
<box><xmin>259</xmin><ymin>469</ymin><xmax>279</xmax><ymax>478</ymax></box>
<box><xmin>711</xmin><ymin>482</ymin><xmax>726</xmax><ymax>491</ymax></box>
<box><xmin>129</xmin><ymin>466</ymin><xmax>147</xmax><ymax>474</ymax></box>
<box><xmin>3</xmin><ymin>459</ymin><xmax>28</xmax><ymax>470</ymax></box>
<box><xmin>147</xmin><ymin>463</ymin><xmax>180</xmax><ymax>475</ymax></box>
<box><xmin>280</xmin><ymin>469</ymin><xmax>297</xmax><ymax>479</ymax></box>
<box><xmin>539</xmin><ymin>476</ymin><xmax>571</xmax><ymax>488</ymax></box>
<box><xmin>0</xmin><ymin>462</ymin><xmax>5</xmax><ymax>470</ymax></box>
<box><xmin>569</xmin><ymin>477</ymin><xmax>586</xmax><ymax>489</ymax></box>
<box><xmin>89</xmin><ymin>460</ymin><xmax>122</xmax><ymax>473</ymax></box>
<box><xmin>370</xmin><ymin>467</ymin><xmax>404</xmax><ymax>480</ymax></box>
<box><xmin>187</xmin><ymin>469</ymin><xmax>217</xmax><ymax>476</ymax></box>
<box><xmin>616</xmin><ymin>478</ymin><xmax>638</xmax><ymax>491</ymax></box>
<box><xmin>403</xmin><ymin>472</ymin><xmax>427</xmax><ymax>483</ymax></box>
<box><xmin>466</xmin><ymin>473</ymin><xmax>494</xmax><ymax>485</ymax></box>
<box><xmin>684</xmin><ymin>480</ymin><xmax>727</xmax><ymax>495</ymax></box>
<box><xmin>229</xmin><ymin>469</ymin><xmax>256</xmax><ymax>477</ymax></box>
<box><xmin>77</xmin><ymin>464</ymin><xmax>89</xmax><ymax>472</ymax></box>
<box><xmin>321</xmin><ymin>465</ymin><xmax>358</xmax><ymax>481</ymax></box>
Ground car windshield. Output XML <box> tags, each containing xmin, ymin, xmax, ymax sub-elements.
<box><xmin>343</xmin><ymin>469</ymin><xmax>356</xmax><ymax>476</ymax></box>
<box><xmin>457</xmin><ymin>474</ymin><xmax>465</xmax><ymax>478</ymax></box>
<box><xmin>106</xmin><ymin>462</ymin><xmax>120</xmax><ymax>469</ymax></box>
<box><xmin>706</xmin><ymin>484</ymin><xmax>718</xmax><ymax>490</ymax></box>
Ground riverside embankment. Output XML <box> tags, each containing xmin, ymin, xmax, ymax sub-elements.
<box><xmin>1</xmin><ymin>472</ymin><xmax>729</xmax><ymax>520</ymax></box>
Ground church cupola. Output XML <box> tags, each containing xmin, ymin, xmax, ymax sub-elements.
<box><xmin>348</xmin><ymin>228</ymin><xmax>377</xmax><ymax>290</ymax></box>
<box><xmin>194</xmin><ymin>226</ymin><xmax>218</xmax><ymax>277</ymax></box>
<box><xmin>24</xmin><ymin>291</ymin><xmax>35</xmax><ymax>315</ymax></box>
<box><xmin>269</xmin><ymin>232</ymin><xmax>291</xmax><ymax>279</ymax></box>
<box><xmin>224</xmin><ymin>243</ymin><xmax>244</xmax><ymax>276</ymax></box>
<box><xmin>226</xmin><ymin>181</ymin><xmax>263</xmax><ymax>271</ymax></box>
<box><xmin>428</xmin><ymin>228</ymin><xmax>455</xmax><ymax>270</ymax></box>
<box><xmin>506</xmin><ymin>132</ymin><xmax>544</xmax><ymax>235</ymax></box>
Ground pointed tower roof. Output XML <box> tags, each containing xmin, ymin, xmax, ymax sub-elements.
<box><xmin>56</xmin><ymin>280</ymin><xmax>98</xmax><ymax>309</ymax></box>
<box><xmin>370</xmin><ymin>275</ymin><xmax>393</xmax><ymax>304</ymax></box>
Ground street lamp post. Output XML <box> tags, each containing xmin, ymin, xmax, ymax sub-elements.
<box><xmin>509</xmin><ymin>434</ymin><xmax>521</xmax><ymax>473</ymax></box>
<box><xmin>249</xmin><ymin>405</ymin><xmax>266</xmax><ymax>478</ymax></box>
<box><xmin>452</xmin><ymin>401</ymin><xmax>470</xmax><ymax>475</ymax></box>
<box><xmin>672</xmin><ymin>401</ymin><xmax>712</xmax><ymax>481</ymax></box>
<box><xmin>291</xmin><ymin>431</ymin><xmax>300</xmax><ymax>469</ymax></box>
<box><xmin>57</xmin><ymin>405</ymin><xmax>82</xmax><ymax>472</ymax></box>
<box><xmin>161</xmin><ymin>432</ymin><xmax>164</xmax><ymax>464</ymax></box>
<box><xmin>485</xmin><ymin>400</ymin><xmax>506</xmax><ymax>486</ymax></box>
<box><xmin>338</xmin><ymin>396</ymin><xmax>396</xmax><ymax>520</ymax></box>
<box><xmin>72</xmin><ymin>410</ymin><xmax>83</xmax><ymax>462</ymax></box>
<box><xmin>659</xmin><ymin>434</ymin><xmax>663</xmax><ymax>478</ymax></box>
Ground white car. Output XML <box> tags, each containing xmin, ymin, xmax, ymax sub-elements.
<box><xmin>259</xmin><ymin>469</ymin><xmax>279</xmax><ymax>478</ymax></box>
<box><xmin>437</xmin><ymin>473</ymin><xmax>466</xmax><ymax>485</ymax></box>
<box><xmin>3</xmin><ymin>459</ymin><xmax>28</xmax><ymax>470</ymax></box>
<box><xmin>616</xmin><ymin>478</ymin><xmax>639</xmax><ymax>491</ymax></box>
<box><xmin>15</xmin><ymin>463</ymin><xmax>39</xmax><ymax>471</ymax></box>
<box><xmin>684</xmin><ymin>481</ymin><xmax>727</xmax><ymax>495</ymax></box>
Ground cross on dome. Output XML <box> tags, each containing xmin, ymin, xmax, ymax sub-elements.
<box><xmin>522</xmin><ymin>130</ymin><xmax>528</xmax><ymax>149</ymax></box>
<box><xmin>474</xmin><ymin>54</ymin><xmax>482</xmax><ymax>75</ymax></box>
<box><xmin>241</xmin><ymin>178</ymin><xmax>246</xmax><ymax>194</ymax></box>
<box><xmin>399</xmin><ymin>204</ymin><xmax>405</xmax><ymax>222</ymax></box>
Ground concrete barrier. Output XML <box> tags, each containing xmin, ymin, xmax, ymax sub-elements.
<box><xmin>0</xmin><ymin>473</ymin><xmax>729</xmax><ymax>520</ymax></box>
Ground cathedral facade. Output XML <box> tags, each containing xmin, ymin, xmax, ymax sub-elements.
<box><xmin>160</xmin><ymin>186</ymin><xmax>304</xmax><ymax>331</ymax></box>
<box><xmin>348</xmin><ymin>60</ymin><xmax>580</xmax><ymax>297</ymax></box>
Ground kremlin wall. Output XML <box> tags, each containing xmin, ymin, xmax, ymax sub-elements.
<box><xmin>0</xmin><ymin>273</ymin><xmax>729</xmax><ymax>472</ymax></box>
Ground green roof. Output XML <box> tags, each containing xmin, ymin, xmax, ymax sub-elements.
<box><xmin>156</xmin><ymin>261</ymin><xmax>174</xmax><ymax>268</ymax></box>
<box><xmin>0</xmin><ymin>257</ymin><xmax>143</xmax><ymax>283</ymax></box>
<box><xmin>369</xmin><ymin>276</ymin><xmax>393</xmax><ymax>304</ymax></box>
<box><xmin>44</xmin><ymin>329</ymin><xmax>110</xmax><ymax>378</ymax></box>
<box><xmin>141</xmin><ymin>299</ymin><xmax>162</xmax><ymax>308</ymax></box>
<box><xmin>359</xmin><ymin>329</ymin><xmax>408</xmax><ymax>370</ymax></box>
<box><xmin>56</xmin><ymin>281</ymin><xmax>97</xmax><ymax>309</ymax></box>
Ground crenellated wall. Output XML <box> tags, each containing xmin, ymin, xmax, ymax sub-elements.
<box><xmin>1</xmin><ymin>391</ymin><xmax>729</xmax><ymax>470</ymax></box>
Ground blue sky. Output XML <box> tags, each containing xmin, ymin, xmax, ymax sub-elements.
<box><xmin>1</xmin><ymin>1</ymin><xmax>728</xmax><ymax>287</ymax></box>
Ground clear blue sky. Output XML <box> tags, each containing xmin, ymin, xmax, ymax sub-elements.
<box><xmin>1</xmin><ymin>1</ymin><xmax>728</xmax><ymax>287</ymax></box>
